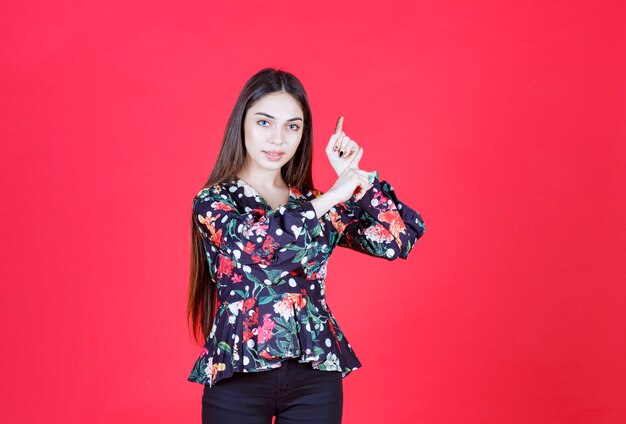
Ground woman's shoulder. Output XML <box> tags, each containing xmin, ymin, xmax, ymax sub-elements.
<box><xmin>193</xmin><ymin>180</ymin><xmax>240</xmax><ymax>208</ymax></box>
<box><xmin>195</xmin><ymin>181</ymin><xmax>226</xmax><ymax>198</ymax></box>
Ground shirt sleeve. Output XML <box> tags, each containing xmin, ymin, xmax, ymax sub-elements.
<box><xmin>335</xmin><ymin>170</ymin><xmax>425</xmax><ymax>260</ymax></box>
<box><xmin>193</xmin><ymin>183</ymin><xmax>323</xmax><ymax>268</ymax></box>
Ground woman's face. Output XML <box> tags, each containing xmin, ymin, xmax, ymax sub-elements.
<box><xmin>242</xmin><ymin>91</ymin><xmax>304</xmax><ymax>174</ymax></box>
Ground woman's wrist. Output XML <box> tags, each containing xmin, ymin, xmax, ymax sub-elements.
<box><xmin>334</xmin><ymin>164</ymin><xmax>360</xmax><ymax>177</ymax></box>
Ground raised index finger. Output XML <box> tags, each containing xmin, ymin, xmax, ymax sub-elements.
<box><xmin>334</xmin><ymin>115</ymin><xmax>344</xmax><ymax>135</ymax></box>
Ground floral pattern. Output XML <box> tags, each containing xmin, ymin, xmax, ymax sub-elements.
<box><xmin>188</xmin><ymin>171</ymin><xmax>426</xmax><ymax>387</ymax></box>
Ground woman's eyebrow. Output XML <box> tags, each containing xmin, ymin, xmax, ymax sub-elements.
<box><xmin>254</xmin><ymin>112</ymin><xmax>303</xmax><ymax>122</ymax></box>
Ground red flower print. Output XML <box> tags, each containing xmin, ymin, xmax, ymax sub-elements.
<box><xmin>257</xmin><ymin>313</ymin><xmax>275</xmax><ymax>344</ymax></box>
<box><xmin>285</xmin><ymin>292</ymin><xmax>307</xmax><ymax>309</ymax></box>
<box><xmin>211</xmin><ymin>228</ymin><xmax>223</xmax><ymax>248</ymax></box>
<box><xmin>242</xmin><ymin>298</ymin><xmax>256</xmax><ymax>313</ymax></box>
<box><xmin>242</xmin><ymin>309</ymin><xmax>258</xmax><ymax>342</ymax></box>
<box><xmin>217</xmin><ymin>255</ymin><xmax>234</xmax><ymax>278</ymax></box>
<box><xmin>378</xmin><ymin>210</ymin><xmax>407</xmax><ymax>242</ymax></box>
<box><xmin>231</xmin><ymin>273</ymin><xmax>242</xmax><ymax>283</ymax></box>
<box><xmin>212</xmin><ymin>201</ymin><xmax>235</xmax><ymax>212</ymax></box>
<box><xmin>291</xmin><ymin>186</ymin><xmax>305</xmax><ymax>199</ymax></box>
<box><xmin>259</xmin><ymin>348</ymin><xmax>279</xmax><ymax>360</ymax></box>
<box><xmin>328</xmin><ymin>210</ymin><xmax>346</xmax><ymax>233</ymax></box>
<box><xmin>262</xmin><ymin>234</ymin><xmax>279</xmax><ymax>252</ymax></box>
<box><xmin>364</xmin><ymin>223</ymin><xmax>395</xmax><ymax>243</ymax></box>
<box><xmin>243</xmin><ymin>217</ymin><xmax>269</xmax><ymax>237</ymax></box>
<box><xmin>198</xmin><ymin>211</ymin><xmax>223</xmax><ymax>248</ymax></box>
<box><xmin>372</xmin><ymin>191</ymin><xmax>389</xmax><ymax>208</ymax></box>
<box><xmin>243</xmin><ymin>241</ymin><xmax>255</xmax><ymax>254</ymax></box>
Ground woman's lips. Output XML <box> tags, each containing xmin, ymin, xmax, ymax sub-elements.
<box><xmin>263</xmin><ymin>151</ymin><xmax>284</xmax><ymax>161</ymax></box>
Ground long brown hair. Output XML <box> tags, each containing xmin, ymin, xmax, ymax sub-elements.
<box><xmin>187</xmin><ymin>68</ymin><xmax>315</xmax><ymax>345</ymax></box>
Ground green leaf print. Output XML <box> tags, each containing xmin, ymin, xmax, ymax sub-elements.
<box><xmin>294</xmin><ymin>248</ymin><xmax>307</xmax><ymax>263</ymax></box>
<box><xmin>258</xmin><ymin>295</ymin><xmax>274</xmax><ymax>305</ymax></box>
<box><xmin>263</xmin><ymin>268</ymin><xmax>284</xmax><ymax>283</ymax></box>
<box><xmin>244</xmin><ymin>272</ymin><xmax>264</xmax><ymax>286</ymax></box>
<box><xmin>276</xmin><ymin>339</ymin><xmax>292</xmax><ymax>352</ymax></box>
<box><xmin>217</xmin><ymin>341</ymin><xmax>232</xmax><ymax>354</ymax></box>
<box><xmin>312</xmin><ymin>346</ymin><xmax>326</xmax><ymax>356</ymax></box>
<box><xmin>273</xmin><ymin>316</ymin><xmax>295</xmax><ymax>332</ymax></box>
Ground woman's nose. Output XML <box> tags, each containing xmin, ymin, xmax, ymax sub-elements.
<box><xmin>269</xmin><ymin>128</ymin><xmax>283</xmax><ymax>144</ymax></box>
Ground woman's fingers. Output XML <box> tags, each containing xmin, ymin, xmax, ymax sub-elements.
<box><xmin>330</xmin><ymin>116</ymin><xmax>344</xmax><ymax>153</ymax></box>
<box><xmin>335</xmin><ymin>115</ymin><xmax>343</xmax><ymax>135</ymax></box>
<box><xmin>326</xmin><ymin>116</ymin><xmax>366</xmax><ymax>177</ymax></box>
<box><xmin>343</xmin><ymin>140</ymin><xmax>358</xmax><ymax>158</ymax></box>
<box><xmin>339</xmin><ymin>134</ymin><xmax>350</xmax><ymax>156</ymax></box>
<box><xmin>332</xmin><ymin>165</ymin><xmax>373</xmax><ymax>203</ymax></box>
<box><xmin>334</xmin><ymin>131</ymin><xmax>345</xmax><ymax>153</ymax></box>
<box><xmin>347</xmin><ymin>147</ymin><xmax>364</xmax><ymax>167</ymax></box>
<box><xmin>339</xmin><ymin>135</ymin><xmax>360</xmax><ymax>159</ymax></box>
<box><xmin>353</xmin><ymin>176</ymin><xmax>371</xmax><ymax>200</ymax></box>
<box><xmin>326</xmin><ymin>116</ymin><xmax>343</xmax><ymax>153</ymax></box>
<box><xmin>332</xmin><ymin>117</ymin><xmax>354</xmax><ymax>157</ymax></box>
<box><xmin>340</xmin><ymin>159</ymin><xmax>372</xmax><ymax>201</ymax></box>
<box><xmin>352</xmin><ymin>168</ymin><xmax>372</xmax><ymax>200</ymax></box>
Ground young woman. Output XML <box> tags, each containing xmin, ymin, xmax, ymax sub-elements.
<box><xmin>187</xmin><ymin>68</ymin><xmax>425</xmax><ymax>424</ymax></box>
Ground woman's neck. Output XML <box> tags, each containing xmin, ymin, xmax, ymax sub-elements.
<box><xmin>236</xmin><ymin>165</ymin><xmax>286</xmax><ymax>189</ymax></box>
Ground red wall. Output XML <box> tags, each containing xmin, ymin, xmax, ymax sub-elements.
<box><xmin>1</xmin><ymin>1</ymin><xmax>624</xmax><ymax>423</ymax></box>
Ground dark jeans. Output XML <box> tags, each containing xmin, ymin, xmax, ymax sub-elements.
<box><xmin>201</xmin><ymin>358</ymin><xmax>343</xmax><ymax>424</ymax></box>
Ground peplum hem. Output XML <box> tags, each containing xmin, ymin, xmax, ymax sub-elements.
<box><xmin>187</xmin><ymin>292</ymin><xmax>362</xmax><ymax>387</ymax></box>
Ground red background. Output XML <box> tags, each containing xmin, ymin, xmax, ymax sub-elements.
<box><xmin>1</xmin><ymin>1</ymin><xmax>625</xmax><ymax>423</ymax></box>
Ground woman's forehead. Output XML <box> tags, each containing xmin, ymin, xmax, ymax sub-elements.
<box><xmin>248</xmin><ymin>92</ymin><xmax>303</xmax><ymax>119</ymax></box>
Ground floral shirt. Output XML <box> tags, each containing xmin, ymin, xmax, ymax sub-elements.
<box><xmin>187</xmin><ymin>171</ymin><xmax>426</xmax><ymax>387</ymax></box>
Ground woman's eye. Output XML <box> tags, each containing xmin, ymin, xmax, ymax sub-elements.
<box><xmin>288</xmin><ymin>124</ymin><xmax>300</xmax><ymax>130</ymax></box>
<box><xmin>257</xmin><ymin>120</ymin><xmax>269</xmax><ymax>126</ymax></box>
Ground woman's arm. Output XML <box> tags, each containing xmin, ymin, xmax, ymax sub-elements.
<box><xmin>336</xmin><ymin>170</ymin><xmax>425</xmax><ymax>260</ymax></box>
<box><xmin>311</xmin><ymin>189</ymin><xmax>344</xmax><ymax>218</ymax></box>
<box><xmin>193</xmin><ymin>184</ymin><xmax>323</xmax><ymax>268</ymax></box>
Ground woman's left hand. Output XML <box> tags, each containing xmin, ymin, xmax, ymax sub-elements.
<box><xmin>325</xmin><ymin>116</ymin><xmax>364</xmax><ymax>176</ymax></box>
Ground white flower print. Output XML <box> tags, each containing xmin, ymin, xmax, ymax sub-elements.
<box><xmin>273</xmin><ymin>298</ymin><xmax>295</xmax><ymax>320</ymax></box>
<box><xmin>228</xmin><ymin>300</ymin><xmax>244</xmax><ymax>324</ymax></box>
<box><xmin>204</xmin><ymin>357</ymin><xmax>213</xmax><ymax>380</ymax></box>
<box><xmin>321</xmin><ymin>353</ymin><xmax>341</xmax><ymax>371</ymax></box>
